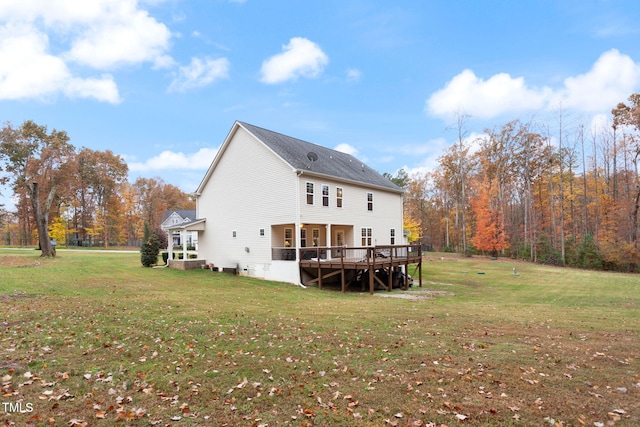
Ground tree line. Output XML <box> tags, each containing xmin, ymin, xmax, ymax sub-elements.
<box><xmin>2</xmin><ymin>91</ymin><xmax>639</xmax><ymax>271</ymax></box>
<box><xmin>394</xmin><ymin>92</ymin><xmax>640</xmax><ymax>272</ymax></box>
<box><xmin>0</xmin><ymin>120</ymin><xmax>194</xmax><ymax>255</ymax></box>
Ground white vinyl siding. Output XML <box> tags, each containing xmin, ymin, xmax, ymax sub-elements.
<box><xmin>298</xmin><ymin>176</ymin><xmax>402</xmax><ymax>247</ymax></box>
<box><xmin>197</xmin><ymin>126</ymin><xmax>297</xmax><ymax>271</ymax></box>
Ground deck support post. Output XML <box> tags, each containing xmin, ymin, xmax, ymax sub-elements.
<box><xmin>317</xmin><ymin>246</ymin><xmax>322</xmax><ymax>290</ymax></box>
<box><xmin>340</xmin><ymin>249</ymin><xmax>345</xmax><ymax>292</ymax></box>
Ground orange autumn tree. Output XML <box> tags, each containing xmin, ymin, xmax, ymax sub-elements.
<box><xmin>471</xmin><ymin>181</ymin><xmax>509</xmax><ymax>256</ymax></box>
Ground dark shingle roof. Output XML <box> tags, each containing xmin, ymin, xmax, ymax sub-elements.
<box><xmin>238</xmin><ymin>122</ymin><xmax>402</xmax><ymax>192</ymax></box>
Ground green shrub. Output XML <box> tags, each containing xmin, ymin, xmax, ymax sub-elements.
<box><xmin>141</xmin><ymin>223</ymin><xmax>160</xmax><ymax>267</ymax></box>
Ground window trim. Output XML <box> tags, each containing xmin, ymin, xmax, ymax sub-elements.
<box><xmin>336</xmin><ymin>187</ymin><xmax>343</xmax><ymax>208</ymax></box>
<box><xmin>322</xmin><ymin>184</ymin><xmax>329</xmax><ymax>207</ymax></box>
<box><xmin>361</xmin><ymin>227</ymin><xmax>372</xmax><ymax>246</ymax></box>
<box><xmin>284</xmin><ymin>228</ymin><xmax>293</xmax><ymax>247</ymax></box>
<box><xmin>306</xmin><ymin>182</ymin><xmax>314</xmax><ymax>205</ymax></box>
<box><xmin>367</xmin><ymin>192</ymin><xmax>373</xmax><ymax>211</ymax></box>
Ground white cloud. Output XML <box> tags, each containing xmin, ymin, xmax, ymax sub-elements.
<box><xmin>0</xmin><ymin>0</ymin><xmax>173</xmax><ymax>102</ymax></box>
<box><xmin>556</xmin><ymin>49</ymin><xmax>640</xmax><ymax>112</ymax></box>
<box><xmin>427</xmin><ymin>69</ymin><xmax>550</xmax><ymax>119</ymax></box>
<box><xmin>426</xmin><ymin>49</ymin><xmax>640</xmax><ymax>120</ymax></box>
<box><xmin>65</xmin><ymin>2</ymin><xmax>172</xmax><ymax>69</ymax></box>
<box><xmin>346</xmin><ymin>68</ymin><xmax>362</xmax><ymax>82</ymax></box>
<box><xmin>0</xmin><ymin>22</ymin><xmax>120</xmax><ymax>103</ymax></box>
<box><xmin>260</xmin><ymin>37</ymin><xmax>329</xmax><ymax>84</ymax></box>
<box><xmin>168</xmin><ymin>57</ymin><xmax>230</xmax><ymax>92</ymax></box>
<box><xmin>129</xmin><ymin>147</ymin><xmax>219</xmax><ymax>171</ymax></box>
<box><xmin>334</xmin><ymin>143</ymin><xmax>358</xmax><ymax>156</ymax></box>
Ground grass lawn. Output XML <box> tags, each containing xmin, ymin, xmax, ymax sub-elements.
<box><xmin>1</xmin><ymin>249</ymin><xmax>638</xmax><ymax>426</ymax></box>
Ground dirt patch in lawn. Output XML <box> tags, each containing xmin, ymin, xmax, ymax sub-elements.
<box><xmin>374</xmin><ymin>288</ymin><xmax>454</xmax><ymax>300</ymax></box>
<box><xmin>0</xmin><ymin>255</ymin><xmax>43</xmax><ymax>268</ymax></box>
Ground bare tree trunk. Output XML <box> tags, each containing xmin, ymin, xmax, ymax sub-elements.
<box><xmin>28</xmin><ymin>182</ymin><xmax>56</xmax><ymax>257</ymax></box>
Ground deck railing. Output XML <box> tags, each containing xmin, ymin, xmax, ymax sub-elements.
<box><xmin>271</xmin><ymin>244</ymin><xmax>421</xmax><ymax>262</ymax></box>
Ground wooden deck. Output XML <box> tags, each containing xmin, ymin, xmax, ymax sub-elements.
<box><xmin>298</xmin><ymin>245</ymin><xmax>422</xmax><ymax>294</ymax></box>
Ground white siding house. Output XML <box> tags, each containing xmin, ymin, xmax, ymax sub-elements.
<box><xmin>192</xmin><ymin>121</ymin><xmax>405</xmax><ymax>284</ymax></box>
<box><xmin>160</xmin><ymin>210</ymin><xmax>198</xmax><ymax>249</ymax></box>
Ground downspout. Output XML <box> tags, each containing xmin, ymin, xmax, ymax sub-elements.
<box><xmin>296</xmin><ymin>170</ymin><xmax>306</xmax><ymax>288</ymax></box>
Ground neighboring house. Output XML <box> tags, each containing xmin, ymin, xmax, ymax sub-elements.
<box><xmin>160</xmin><ymin>209</ymin><xmax>199</xmax><ymax>250</ymax></box>
<box><xmin>186</xmin><ymin>121</ymin><xmax>407</xmax><ymax>284</ymax></box>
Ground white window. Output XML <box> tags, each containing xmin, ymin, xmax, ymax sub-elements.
<box><xmin>232</xmin><ymin>230</ymin><xmax>237</xmax><ymax>238</ymax></box>
<box><xmin>284</xmin><ymin>228</ymin><xmax>293</xmax><ymax>247</ymax></box>
<box><xmin>322</xmin><ymin>184</ymin><xmax>329</xmax><ymax>207</ymax></box>
<box><xmin>336</xmin><ymin>187</ymin><xmax>343</xmax><ymax>208</ymax></box>
<box><xmin>259</xmin><ymin>228</ymin><xmax>265</xmax><ymax>237</ymax></box>
<box><xmin>312</xmin><ymin>228</ymin><xmax>320</xmax><ymax>246</ymax></box>
<box><xmin>300</xmin><ymin>228</ymin><xmax>307</xmax><ymax>247</ymax></box>
<box><xmin>361</xmin><ymin>227</ymin><xmax>372</xmax><ymax>246</ymax></box>
<box><xmin>367</xmin><ymin>192</ymin><xmax>373</xmax><ymax>211</ymax></box>
<box><xmin>306</xmin><ymin>182</ymin><xmax>314</xmax><ymax>205</ymax></box>
<box><xmin>390</xmin><ymin>228</ymin><xmax>396</xmax><ymax>245</ymax></box>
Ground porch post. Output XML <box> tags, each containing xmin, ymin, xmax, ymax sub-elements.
<box><xmin>168</xmin><ymin>231</ymin><xmax>174</xmax><ymax>261</ymax></box>
<box><xmin>181</xmin><ymin>230</ymin><xmax>187</xmax><ymax>260</ymax></box>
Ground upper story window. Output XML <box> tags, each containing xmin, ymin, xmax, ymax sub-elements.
<box><xmin>367</xmin><ymin>192</ymin><xmax>373</xmax><ymax>211</ymax></box>
<box><xmin>336</xmin><ymin>187</ymin><xmax>343</xmax><ymax>208</ymax></box>
<box><xmin>306</xmin><ymin>182</ymin><xmax>314</xmax><ymax>205</ymax></box>
<box><xmin>390</xmin><ymin>228</ymin><xmax>396</xmax><ymax>244</ymax></box>
<box><xmin>322</xmin><ymin>184</ymin><xmax>329</xmax><ymax>207</ymax></box>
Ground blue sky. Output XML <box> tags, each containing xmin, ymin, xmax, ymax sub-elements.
<box><xmin>2</xmin><ymin>0</ymin><xmax>640</xmax><ymax>199</ymax></box>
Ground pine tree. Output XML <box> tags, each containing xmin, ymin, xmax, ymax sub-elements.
<box><xmin>140</xmin><ymin>222</ymin><xmax>160</xmax><ymax>267</ymax></box>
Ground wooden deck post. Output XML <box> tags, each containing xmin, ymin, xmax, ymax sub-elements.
<box><xmin>340</xmin><ymin>248</ymin><xmax>345</xmax><ymax>292</ymax></box>
<box><xmin>388</xmin><ymin>247</ymin><xmax>393</xmax><ymax>291</ymax></box>
<box><xmin>316</xmin><ymin>247</ymin><xmax>322</xmax><ymax>290</ymax></box>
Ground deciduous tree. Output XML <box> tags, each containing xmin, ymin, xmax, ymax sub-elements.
<box><xmin>0</xmin><ymin>121</ymin><xmax>74</xmax><ymax>256</ymax></box>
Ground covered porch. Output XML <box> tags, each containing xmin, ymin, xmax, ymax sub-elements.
<box><xmin>270</xmin><ymin>223</ymin><xmax>354</xmax><ymax>261</ymax></box>
<box><xmin>165</xmin><ymin>218</ymin><xmax>206</xmax><ymax>267</ymax></box>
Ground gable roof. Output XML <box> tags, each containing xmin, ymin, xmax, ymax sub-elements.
<box><xmin>197</xmin><ymin>121</ymin><xmax>402</xmax><ymax>194</ymax></box>
<box><xmin>161</xmin><ymin>209</ymin><xmax>196</xmax><ymax>224</ymax></box>
<box><xmin>240</xmin><ymin>122</ymin><xmax>402</xmax><ymax>192</ymax></box>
